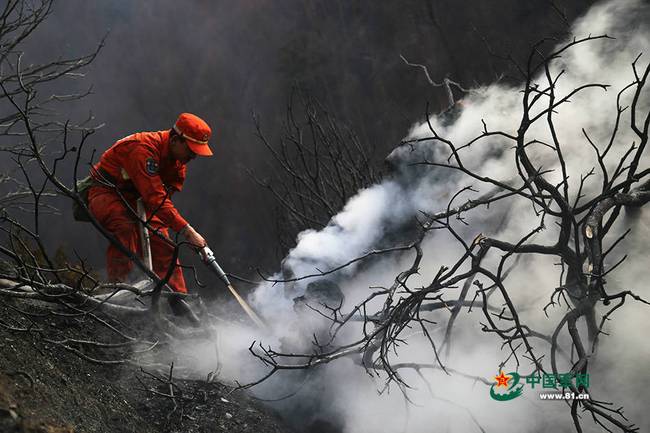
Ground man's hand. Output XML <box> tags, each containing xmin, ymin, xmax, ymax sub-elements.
<box><xmin>181</xmin><ymin>224</ymin><xmax>207</xmax><ymax>248</ymax></box>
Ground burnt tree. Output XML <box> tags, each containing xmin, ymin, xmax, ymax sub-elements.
<box><xmin>246</xmin><ymin>36</ymin><xmax>649</xmax><ymax>433</ymax></box>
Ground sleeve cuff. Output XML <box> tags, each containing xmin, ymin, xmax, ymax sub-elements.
<box><xmin>171</xmin><ymin>217</ymin><xmax>189</xmax><ymax>233</ymax></box>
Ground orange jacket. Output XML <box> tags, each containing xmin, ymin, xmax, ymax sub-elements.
<box><xmin>93</xmin><ymin>130</ymin><xmax>189</xmax><ymax>232</ymax></box>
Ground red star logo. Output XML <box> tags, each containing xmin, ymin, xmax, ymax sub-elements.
<box><xmin>494</xmin><ymin>371</ymin><xmax>511</xmax><ymax>388</ymax></box>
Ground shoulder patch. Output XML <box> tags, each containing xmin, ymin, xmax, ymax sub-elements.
<box><xmin>145</xmin><ymin>157</ymin><xmax>159</xmax><ymax>176</ymax></box>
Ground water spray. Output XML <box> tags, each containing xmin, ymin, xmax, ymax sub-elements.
<box><xmin>199</xmin><ymin>246</ymin><xmax>266</xmax><ymax>328</ymax></box>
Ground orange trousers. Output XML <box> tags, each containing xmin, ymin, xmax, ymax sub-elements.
<box><xmin>88</xmin><ymin>186</ymin><xmax>187</xmax><ymax>293</ymax></box>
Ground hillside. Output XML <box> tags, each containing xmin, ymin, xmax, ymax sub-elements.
<box><xmin>0</xmin><ymin>298</ymin><xmax>291</xmax><ymax>433</ymax></box>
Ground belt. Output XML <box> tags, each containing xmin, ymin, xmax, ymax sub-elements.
<box><xmin>92</xmin><ymin>167</ymin><xmax>138</xmax><ymax>194</ymax></box>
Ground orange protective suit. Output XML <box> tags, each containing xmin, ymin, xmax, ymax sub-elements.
<box><xmin>88</xmin><ymin>130</ymin><xmax>189</xmax><ymax>293</ymax></box>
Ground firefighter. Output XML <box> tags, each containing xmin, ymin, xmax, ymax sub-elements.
<box><xmin>88</xmin><ymin>113</ymin><xmax>212</xmax><ymax>294</ymax></box>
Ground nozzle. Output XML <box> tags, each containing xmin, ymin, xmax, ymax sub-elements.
<box><xmin>200</xmin><ymin>246</ymin><xmax>231</xmax><ymax>287</ymax></box>
<box><xmin>200</xmin><ymin>246</ymin><xmax>265</xmax><ymax>328</ymax></box>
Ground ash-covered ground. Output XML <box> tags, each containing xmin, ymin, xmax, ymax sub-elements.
<box><xmin>0</xmin><ymin>298</ymin><xmax>292</xmax><ymax>433</ymax></box>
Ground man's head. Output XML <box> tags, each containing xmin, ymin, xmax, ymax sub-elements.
<box><xmin>169</xmin><ymin>113</ymin><xmax>213</xmax><ymax>163</ymax></box>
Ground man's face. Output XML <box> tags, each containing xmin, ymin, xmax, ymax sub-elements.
<box><xmin>170</xmin><ymin>135</ymin><xmax>197</xmax><ymax>164</ymax></box>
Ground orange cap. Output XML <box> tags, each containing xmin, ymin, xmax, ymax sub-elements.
<box><xmin>173</xmin><ymin>113</ymin><xmax>213</xmax><ymax>156</ymax></box>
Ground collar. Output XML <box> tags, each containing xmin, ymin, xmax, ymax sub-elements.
<box><xmin>160</xmin><ymin>129</ymin><xmax>179</xmax><ymax>165</ymax></box>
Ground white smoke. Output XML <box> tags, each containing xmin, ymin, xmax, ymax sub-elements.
<box><xmin>186</xmin><ymin>1</ymin><xmax>650</xmax><ymax>432</ymax></box>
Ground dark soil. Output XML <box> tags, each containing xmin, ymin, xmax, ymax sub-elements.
<box><xmin>0</xmin><ymin>298</ymin><xmax>292</xmax><ymax>433</ymax></box>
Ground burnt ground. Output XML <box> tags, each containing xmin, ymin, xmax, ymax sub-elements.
<box><xmin>0</xmin><ymin>298</ymin><xmax>293</xmax><ymax>433</ymax></box>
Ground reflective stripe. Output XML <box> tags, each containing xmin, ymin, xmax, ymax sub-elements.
<box><xmin>173</xmin><ymin>124</ymin><xmax>209</xmax><ymax>144</ymax></box>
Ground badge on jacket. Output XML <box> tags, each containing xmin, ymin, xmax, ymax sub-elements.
<box><xmin>145</xmin><ymin>158</ymin><xmax>159</xmax><ymax>176</ymax></box>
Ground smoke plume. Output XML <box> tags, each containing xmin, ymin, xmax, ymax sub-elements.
<box><xmin>187</xmin><ymin>1</ymin><xmax>650</xmax><ymax>432</ymax></box>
